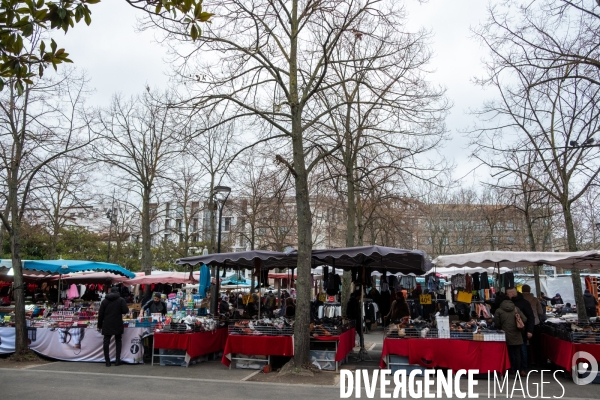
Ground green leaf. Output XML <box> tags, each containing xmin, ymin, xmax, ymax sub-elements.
<box><xmin>50</xmin><ymin>38</ymin><xmax>57</xmax><ymax>53</ymax></box>
<box><xmin>39</xmin><ymin>41</ymin><xmax>45</xmax><ymax>54</ymax></box>
<box><xmin>15</xmin><ymin>35</ymin><xmax>23</xmax><ymax>53</ymax></box>
<box><xmin>22</xmin><ymin>23</ymin><xmax>33</xmax><ymax>37</ymax></box>
<box><xmin>0</xmin><ymin>79</ymin><xmax>4</xmax><ymax>92</ymax></box>
<box><xmin>15</xmin><ymin>80</ymin><xmax>24</xmax><ymax>96</ymax></box>
<box><xmin>57</xmin><ymin>8</ymin><xmax>67</xmax><ymax>19</ymax></box>
<box><xmin>198</xmin><ymin>12</ymin><xmax>213</xmax><ymax>22</ymax></box>
<box><xmin>190</xmin><ymin>24</ymin><xmax>198</xmax><ymax>41</ymax></box>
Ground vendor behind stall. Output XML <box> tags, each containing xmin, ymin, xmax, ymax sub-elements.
<box><xmin>140</xmin><ymin>292</ymin><xmax>167</xmax><ymax>316</ymax></box>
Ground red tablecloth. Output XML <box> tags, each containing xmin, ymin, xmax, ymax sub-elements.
<box><xmin>313</xmin><ymin>328</ymin><xmax>356</xmax><ymax>362</ymax></box>
<box><xmin>221</xmin><ymin>335</ymin><xmax>294</xmax><ymax>367</ymax></box>
<box><xmin>380</xmin><ymin>338</ymin><xmax>510</xmax><ymax>372</ymax></box>
<box><xmin>154</xmin><ymin>328</ymin><xmax>228</xmax><ymax>359</ymax></box>
<box><xmin>542</xmin><ymin>333</ymin><xmax>600</xmax><ymax>372</ymax></box>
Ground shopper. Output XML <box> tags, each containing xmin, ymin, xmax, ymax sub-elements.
<box><xmin>97</xmin><ymin>286</ymin><xmax>129</xmax><ymax>367</ymax></box>
<box><xmin>284</xmin><ymin>297</ymin><xmax>296</xmax><ymax>317</ymax></box>
<box><xmin>494</xmin><ymin>297</ymin><xmax>527</xmax><ymax>376</ymax></box>
<box><xmin>521</xmin><ymin>285</ymin><xmax>544</xmax><ymax>366</ymax></box>
<box><xmin>507</xmin><ymin>287</ymin><xmax>534</xmax><ymax>374</ymax></box>
<box><xmin>384</xmin><ymin>291</ymin><xmax>411</xmax><ymax>323</ymax></box>
<box><xmin>583</xmin><ymin>290</ymin><xmax>598</xmax><ymax>318</ymax></box>
<box><xmin>140</xmin><ymin>292</ymin><xmax>167</xmax><ymax>316</ymax></box>
<box><xmin>219</xmin><ymin>295</ymin><xmax>230</xmax><ymax>315</ymax></box>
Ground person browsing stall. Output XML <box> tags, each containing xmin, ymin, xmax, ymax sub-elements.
<box><xmin>140</xmin><ymin>292</ymin><xmax>167</xmax><ymax>316</ymax></box>
<box><xmin>97</xmin><ymin>286</ymin><xmax>129</xmax><ymax>367</ymax></box>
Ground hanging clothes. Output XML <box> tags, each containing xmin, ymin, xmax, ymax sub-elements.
<box><xmin>198</xmin><ymin>264</ymin><xmax>211</xmax><ymax>298</ymax></box>
<box><xmin>451</xmin><ymin>274</ymin><xmax>466</xmax><ymax>289</ymax></box>
<box><xmin>481</xmin><ymin>272</ymin><xmax>490</xmax><ymax>289</ymax></box>
<box><xmin>503</xmin><ymin>272</ymin><xmax>515</xmax><ymax>289</ymax></box>
<box><xmin>465</xmin><ymin>275</ymin><xmax>473</xmax><ymax>292</ymax></box>
<box><xmin>67</xmin><ymin>284</ymin><xmax>79</xmax><ymax>300</ymax></box>
<box><xmin>472</xmin><ymin>273</ymin><xmax>481</xmax><ymax>291</ymax></box>
<box><xmin>399</xmin><ymin>276</ymin><xmax>417</xmax><ymax>291</ymax></box>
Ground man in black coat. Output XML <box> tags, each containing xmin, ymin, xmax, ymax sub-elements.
<box><xmin>98</xmin><ymin>286</ymin><xmax>129</xmax><ymax>367</ymax></box>
<box><xmin>507</xmin><ymin>287</ymin><xmax>535</xmax><ymax>374</ymax></box>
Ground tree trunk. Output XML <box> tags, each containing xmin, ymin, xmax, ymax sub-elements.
<box><xmin>341</xmin><ymin>164</ymin><xmax>356</xmax><ymax>316</ymax></box>
<box><xmin>141</xmin><ymin>188</ymin><xmax>152</xmax><ymax>275</ymax></box>
<box><xmin>291</xmin><ymin>129</ymin><xmax>312</xmax><ymax>367</ymax></box>
<box><xmin>11</xmin><ymin>229</ymin><xmax>27</xmax><ymax>353</ymax></box>
<box><xmin>563</xmin><ymin>202</ymin><xmax>586</xmax><ymax>322</ymax></box>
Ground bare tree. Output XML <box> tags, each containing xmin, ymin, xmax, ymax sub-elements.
<box><xmin>92</xmin><ymin>91</ymin><xmax>186</xmax><ymax>277</ymax></box>
<box><xmin>0</xmin><ymin>67</ymin><xmax>91</xmax><ymax>354</ymax></box>
<box><xmin>28</xmin><ymin>153</ymin><xmax>92</xmax><ymax>258</ymax></box>
<box><xmin>136</xmin><ymin>0</ymin><xmax>420</xmax><ymax>366</ymax></box>
<box><xmin>472</xmin><ymin>30</ymin><xmax>600</xmax><ymax>320</ymax></box>
<box><xmin>478</xmin><ymin>0</ymin><xmax>600</xmax><ymax>90</ymax></box>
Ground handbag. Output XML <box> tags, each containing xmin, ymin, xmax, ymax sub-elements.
<box><xmin>514</xmin><ymin>307</ymin><xmax>525</xmax><ymax>329</ymax></box>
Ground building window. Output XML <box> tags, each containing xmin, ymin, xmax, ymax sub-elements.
<box><xmin>165</xmin><ymin>219</ymin><xmax>170</xmax><ymax>230</ymax></box>
<box><xmin>176</xmin><ymin>202</ymin><xmax>184</xmax><ymax>218</ymax></box>
<box><xmin>507</xmin><ymin>236</ymin><xmax>515</xmax><ymax>244</ymax></box>
<box><xmin>176</xmin><ymin>219</ymin><xmax>182</xmax><ymax>232</ymax></box>
<box><xmin>193</xmin><ymin>218</ymin><xmax>198</xmax><ymax>232</ymax></box>
<box><xmin>492</xmin><ymin>236</ymin><xmax>499</xmax><ymax>244</ymax></box>
<box><xmin>223</xmin><ymin>217</ymin><xmax>232</xmax><ymax>232</ymax></box>
<box><xmin>457</xmin><ymin>237</ymin><xmax>465</xmax><ymax>245</ymax></box>
<box><xmin>165</xmin><ymin>202</ymin><xmax>171</xmax><ymax>218</ymax></box>
<box><xmin>258</xmin><ymin>228</ymin><xmax>267</xmax><ymax>236</ymax></box>
<box><xmin>163</xmin><ymin>233</ymin><xmax>169</xmax><ymax>242</ymax></box>
<box><xmin>191</xmin><ymin>201</ymin><xmax>199</xmax><ymax>213</ymax></box>
<box><xmin>426</xmin><ymin>237</ymin><xmax>432</xmax><ymax>245</ymax></box>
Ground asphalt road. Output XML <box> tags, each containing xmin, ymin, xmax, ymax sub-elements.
<box><xmin>3</xmin><ymin>363</ymin><xmax>600</xmax><ymax>400</ymax></box>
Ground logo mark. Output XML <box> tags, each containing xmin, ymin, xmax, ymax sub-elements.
<box><xmin>130</xmin><ymin>344</ymin><xmax>140</xmax><ymax>354</ymax></box>
<box><xmin>572</xmin><ymin>351</ymin><xmax>598</xmax><ymax>385</ymax></box>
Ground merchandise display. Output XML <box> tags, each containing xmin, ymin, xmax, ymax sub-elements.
<box><xmin>310</xmin><ymin>317</ymin><xmax>355</xmax><ymax>337</ymax></box>
<box><xmin>228</xmin><ymin>318</ymin><xmax>293</xmax><ymax>336</ymax></box>
<box><xmin>385</xmin><ymin>317</ymin><xmax>505</xmax><ymax>341</ymax></box>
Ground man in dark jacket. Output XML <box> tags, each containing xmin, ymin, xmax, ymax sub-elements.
<box><xmin>507</xmin><ymin>287</ymin><xmax>535</xmax><ymax>374</ymax></box>
<box><xmin>98</xmin><ymin>286</ymin><xmax>129</xmax><ymax>367</ymax></box>
<box><xmin>583</xmin><ymin>290</ymin><xmax>598</xmax><ymax>318</ymax></box>
<box><xmin>140</xmin><ymin>292</ymin><xmax>167</xmax><ymax>316</ymax></box>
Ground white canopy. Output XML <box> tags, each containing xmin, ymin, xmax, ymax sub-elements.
<box><xmin>426</xmin><ymin>266</ymin><xmax>512</xmax><ymax>277</ymax></box>
<box><xmin>433</xmin><ymin>251</ymin><xmax>600</xmax><ymax>269</ymax></box>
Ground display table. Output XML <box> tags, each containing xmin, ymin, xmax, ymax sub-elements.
<box><xmin>0</xmin><ymin>326</ymin><xmax>147</xmax><ymax>363</ymax></box>
<box><xmin>380</xmin><ymin>338</ymin><xmax>510</xmax><ymax>372</ymax></box>
<box><xmin>152</xmin><ymin>328</ymin><xmax>228</xmax><ymax>366</ymax></box>
<box><xmin>221</xmin><ymin>335</ymin><xmax>294</xmax><ymax>368</ymax></box>
<box><xmin>310</xmin><ymin>328</ymin><xmax>356</xmax><ymax>371</ymax></box>
<box><xmin>542</xmin><ymin>333</ymin><xmax>600</xmax><ymax>372</ymax></box>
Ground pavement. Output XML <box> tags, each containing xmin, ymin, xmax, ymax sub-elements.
<box><xmin>3</xmin><ymin>328</ymin><xmax>600</xmax><ymax>399</ymax></box>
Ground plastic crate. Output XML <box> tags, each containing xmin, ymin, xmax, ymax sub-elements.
<box><xmin>158</xmin><ymin>349</ymin><xmax>186</xmax><ymax>366</ymax></box>
<box><xmin>310</xmin><ymin>350</ymin><xmax>336</xmax><ymax>371</ymax></box>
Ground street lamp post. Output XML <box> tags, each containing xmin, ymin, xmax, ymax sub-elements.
<box><xmin>211</xmin><ymin>185</ymin><xmax>231</xmax><ymax>314</ymax></box>
<box><xmin>106</xmin><ymin>189</ymin><xmax>116</xmax><ymax>263</ymax></box>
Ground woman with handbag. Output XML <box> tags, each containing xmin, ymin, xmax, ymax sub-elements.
<box><xmin>494</xmin><ymin>297</ymin><xmax>528</xmax><ymax>376</ymax></box>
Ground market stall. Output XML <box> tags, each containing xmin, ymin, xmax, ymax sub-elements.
<box><xmin>0</xmin><ymin>326</ymin><xmax>148</xmax><ymax>363</ymax></box>
<box><xmin>379</xmin><ymin>337</ymin><xmax>510</xmax><ymax>372</ymax></box>
<box><xmin>153</xmin><ymin>325</ymin><xmax>228</xmax><ymax>367</ymax></box>
<box><xmin>310</xmin><ymin>326</ymin><xmax>356</xmax><ymax>371</ymax></box>
<box><xmin>541</xmin><ymin>321</ymin><xmax>600</xmax><ymax>372</ymax></box>
<box><xmin>222</xmin><ymin>318</ymin><xmax>294</xmax><ymax>368</ymax></box>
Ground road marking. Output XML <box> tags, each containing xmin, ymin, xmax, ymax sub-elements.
<box><xmin>241</xmin><ymin>370</ymin><xmax>261</xmax><ymax>381</ymax></box>
<box><xmin>0</xmin><ymin>368</ymin><xmax>338</xmax><ymax>389</ymax></box>
<box><xmin>368</xmin><ymin>343</ymin><xmax>377</xmax><ymax>351</ymax></box>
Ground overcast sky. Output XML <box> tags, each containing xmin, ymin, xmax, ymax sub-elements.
<box><xmin>55</xmin><ymin>0</ymin><xmax>494</xmax><ymax>187</ymax></box>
